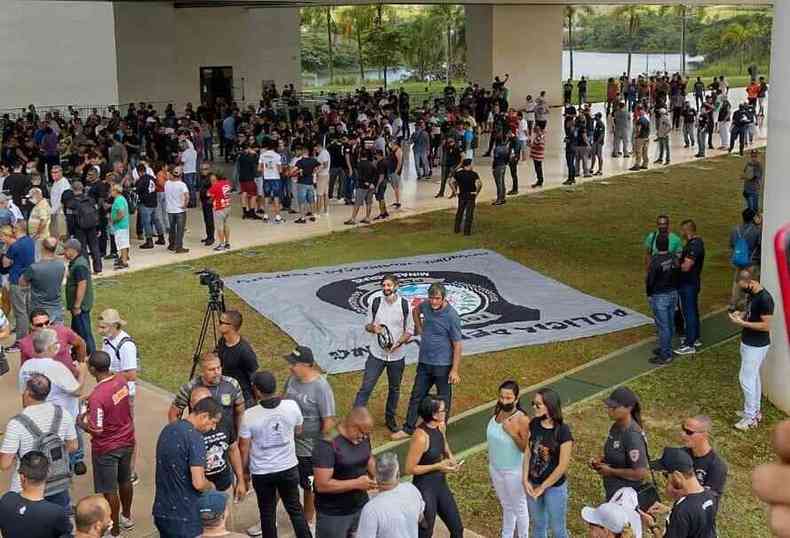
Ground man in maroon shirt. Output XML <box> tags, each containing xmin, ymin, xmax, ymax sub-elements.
<box><xmin>79</xmin><ymin>351</ymin><xmax>135</xmax><ymax>537</ymax></box>
<box><xmin>19</xmin><ymin>308</ymin><xmax>87</xmax><ymax>377</ymax></box>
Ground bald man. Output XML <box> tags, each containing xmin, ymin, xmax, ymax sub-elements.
<box><xmin>75</xmin><ymin>495</ymin><xmax>113</xmax><ymax>538</ymax></box>
<box><xmin>190</xmin><ymin>387</ymin><xmax>245</xmax><ymax>501</ymax></box>
<box><xmin>313</xmin><ymin>407</ymin><xmax>377</xmax><ymax>538</ymax></box>
<box><xmin>679</xmin><ymin>415</ymin><xmax>728</xmax><ymax>498</ymax></box>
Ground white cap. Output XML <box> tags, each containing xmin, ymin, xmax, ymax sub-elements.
<box><xmin>581</xmin><ymin>502</ymin><xmax>628</xmax><ymax>533</ymax></box>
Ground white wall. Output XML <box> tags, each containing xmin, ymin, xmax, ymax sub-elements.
<box><xmin>0</xmin><ymin>1</ymin><xmax>119</xmax><ymax>108</ymax></box>
<box><xmin>464</xmin><ymin>5</ymin><xmax>563</xmax><ymax>108</ymax></box>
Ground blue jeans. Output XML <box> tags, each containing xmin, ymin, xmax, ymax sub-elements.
<box><xmin>403</xmin><ymin>362</ymin><xmax>452</xmax><ymax>434</ymax></box>
<box><xmin>155</xmin><ymin>517</ymin><xmax>202</xmax><ymax>538</ymax></box>
<box><xmin>183</xmin><ymin>173</ymin><xmax>198</xmax><ymax>207</ymax></box>
<box><xmin>353</xmin><ymin>356</ymin><xmax>405</xmax><ymax>432</ymax></box>
<box><xmin>526</xmin><ymin>480</ymin><xmax>569</xmax><ymax>538</ymax></box>
<box><xmin>649</xmin><ymin>291</ymin><xmax>678</xmax><ymax>359</ymax></box>
<box><xmin>71</xmin><ymin>310</ymin><xmax>95</xmax><ymax>354</ymax></box>
<box><xmin>678</xmin><ymin>283</ymin><xmax>701</xmax><ymax>346</ymax></box>
<box><xmin>139</xmin><ymin>205</ymin><xmax>164</xmax><ymax>238</ymax></box>
<box><xmin>45</xmin><ymin>490</ymin><xmax>72</xmax><ymax>516</ymax></box>
<box><xmin>743</xmin><ymin>191</ymin><xmax>759</xmax><ymax>212</ymax></box>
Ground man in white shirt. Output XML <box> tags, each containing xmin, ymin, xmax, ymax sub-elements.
<box><xmin>48</xmin><ymin>166</ymin><xmax>71</xmax><ymax>240</ymax></box>
<box><xmin>238</xmin><ymin>371</ymin><xmax>311</xmax><ymax>538</ymax></box>
<box><xmin>179</xmin><ymin>138</ymin><xmax>198</xmax><ymax>208</ymax></box>
<box><xmin>353</xmin><ymin>274</ymin><xmax>414</xmax><ymax>433</ymax></box>
<box><xmin>356</xmin><ymin>452</ymin><xmax>424</xmax><ymax>538</ymax></box>
<box><xmin>97</xmin><ymin>309</ymin><xmax>138</xmax><ymax>399</ymax></box>
<box><xmin>0</xmin><ymin>374</ymin><xmax>78</xmax><ymax>507</ymax></box>
<box><xmin>258</xmin><ymin>140</ymin><xmax>284</xmax><ymax>223</ymax></box>
<box><xmin>315</xmin><ymin>142</ymin><xmax>331</xmax><ymax>216</ymax></box>
<box><xmin>164</xmin><ymin>167</ymin><xmax>190</xmax><ymax>253</ymax></box>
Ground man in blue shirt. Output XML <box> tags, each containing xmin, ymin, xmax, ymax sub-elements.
<box><xmin>392</xmin><ymin>283</ymin><xmax>463</xmax><ymax>440</ymax></box>
<box><xmin>153</xmin><ymin>397</ymin><xmax>221</xmax><ymax>538</ymax></box>
<box><xmin>2</xmin><ymin>221</ymin><xmax>35</xmax><ymax>346</ymax></box>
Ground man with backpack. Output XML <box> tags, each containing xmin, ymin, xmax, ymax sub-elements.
<box><xmin>70</xmin><ymin>181</ymin><xmax>102</xmax><ymax>274</ymax></box>
<box><xmin>729</xmin><ymin>208</ymin><xmax>762</xmax><ymax>311</ymax></box>
<box><xmin>1</xmin><ymin>374</ymin><xmax>78</xmax><ymax>511</ymax></box>
<box><xmin>353</xmin><ymin>274</ymin><xmax>414</xmax><ymax>434</ymax></box>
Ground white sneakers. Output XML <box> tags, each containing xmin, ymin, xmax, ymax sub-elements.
<box><xmin>734</xmin><ymin>417</ymin><xmax>759</xmax><ymax>431</ymax></box>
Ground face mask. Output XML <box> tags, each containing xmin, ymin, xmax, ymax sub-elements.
<box><xmin>500</xmin><ymin>402</ymin><xmax>515</xmax><ymax>413</ymax></box>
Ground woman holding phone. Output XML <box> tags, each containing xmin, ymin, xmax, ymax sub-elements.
<box><xmin>487</xmin><ymin>380</ymin><xmax>531</xmax><ymax>538</ymax></box>
<box><xmin>405</xmin><ymin>395</ymin><xmax>464</xmax><ymax>538</ymax></box>
<box><xmin>523</xmin><ymin>387</ymin><xmax>574</xmax><ymax>538</ymax></box>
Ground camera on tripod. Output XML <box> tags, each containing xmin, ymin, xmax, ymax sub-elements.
<box><xmin>196</xmin><ymin>268</ymin><xmax>224</xmax><ymax>297</ymax></box>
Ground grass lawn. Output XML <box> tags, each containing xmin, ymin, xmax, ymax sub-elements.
<box><xmin>448</xmin><ymin>339</ymin><xmax>778</xmax><ymax>538</ymax></box>
<box><xmin>92</xmin><ymin>151</ymin><xmax>751</xmax><ymax>442</ymax></box>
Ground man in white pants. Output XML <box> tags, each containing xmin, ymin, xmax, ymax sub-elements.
<box><xmin>729</xmin><ymin>268</ymin><xmax>774</xmax><ymax>431</ymax></box>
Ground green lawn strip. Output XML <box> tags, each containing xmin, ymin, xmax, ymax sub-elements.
<box><xmin>448</xmin><ymin>339</ymin><xmax>779</xmax><ymax>538</ymax></box>
<box><xmin>93</xmin><ymin>153</ymin><xmax>747</xmax><ymax>440</ymax></box>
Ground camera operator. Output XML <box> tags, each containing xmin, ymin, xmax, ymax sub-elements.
<box><xmin>215</xmin><ymin>309</ymin><xmax>259</xmax><ymax>408</ymax></box>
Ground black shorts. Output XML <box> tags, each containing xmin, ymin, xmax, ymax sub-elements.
<box><xmin>93</xmin><ymin>446</ymin><xmax>134</xmax><ymax>494</ymax></box>
<box><xmin>208</xmin><ymin>468</ymin><xmax>233</xmax><ymax>492</ymax></box>
<box><xmin>375</xmin><ymin>181</ymin><xmax>387</xmax><ymax>201</ymax></box>
<box><xmin>297</xmin><ymin>456</ymin><xmax>314</xmax><ymax>491</ymax></box>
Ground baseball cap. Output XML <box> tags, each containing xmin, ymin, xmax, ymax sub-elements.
<box><xmin>252</xmin><ymin>371</ymin><xmax>276</xmax><ymax>394</ymax></box>
<box><xmin>284</xmin><ymin>345</ymin><xmax>315</xmax><ymax>365</ymax></box>
<box><xmin>98</xmin><ymin>308</ymin><xmax>127</xmax><ymax>326</ymax></box>
<box><xmin>461</xmin><ymin>158</ymin><xmax>473</xmax><ymax>167</ymax></box>
<box><xmin>650</xmin><ymin>447</ymin><xmax>694</xmax><ymax>473</ymax></box>
<box><xmin>604</xmin><ymin>387</ymin><xmax>639</xmax><ymax>409</ymax></box>
<box><xmin>581</xmin><ymin>502</ymin><xmax>628</xmax><ymax>533</ymax></box>
<box><xmin>198</xmin><ymin>491</ymin><xmax>228</xmax><ymax>521</ymax></box>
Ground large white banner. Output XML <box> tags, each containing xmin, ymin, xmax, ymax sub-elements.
<box><xmin>225</xmin><ymin>249</ymin><xmax>652</xmax><ymax>374</ymax></box>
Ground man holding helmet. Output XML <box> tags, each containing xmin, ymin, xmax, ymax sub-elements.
<box><xmin>353</xmin><ymin>274</ymin><xmax>414</xmax><ymax>433</ymax></box>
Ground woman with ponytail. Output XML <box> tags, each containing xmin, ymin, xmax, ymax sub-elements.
<box><xmin>486</xmin><ymin>380</ymin><xmax>530</xmax><ymax>538</ymax></box>
<box><xmin>590</xmin><ymin>387</ymin><xmax>650</xmax><ymax>501</ymax></box>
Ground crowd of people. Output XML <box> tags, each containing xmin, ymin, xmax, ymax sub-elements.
<box><xmin>0</xmin><ymin>68</ymin><xmax>781</xmax><ymax>538</ymax></box>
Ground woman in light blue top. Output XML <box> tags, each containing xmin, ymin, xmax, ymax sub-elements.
<box><xmin>486</xmin><ymin>380</ymin><xmax>530</xmax><ymax>538</ymax></box>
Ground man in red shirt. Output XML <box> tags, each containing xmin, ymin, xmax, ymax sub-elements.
<box><xmin>207</xmin><ymin>173</ymin><xmax>231</xmax><ymax>252</ymax></box>
<box><xmin>80</xmin><ymin>351</ymin><xmax>135</xmax><ymax>537</ymax></box>
<box><xmin>19</xmin><ymin>308</ymin><xmax>87</xmax><ymax>377</ymax></box>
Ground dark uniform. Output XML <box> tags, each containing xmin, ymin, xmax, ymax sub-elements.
<box><xmin>453</xmin><ymin>169</ymin><xmax>479</xmax><ymax>236</ymax></box>
<box><xmin>602</xmin><ymin>421</ymin><xmax>649</xmax><ymax>500</ymax></box>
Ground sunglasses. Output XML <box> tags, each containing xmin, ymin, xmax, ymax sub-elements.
<box><xmin>218</xmin><ymin>320</ymin><xmax>232</xmax><ymax>325</ymax></box>
<box><xmin>32</xmin><ymin>321</ymin><xmax>50</xmax><ymax>328</ymax></box>
<box><xmin>682</xmin><ymin>427</ymin><xmax>701</xmax><ymax>436</ymax></box>
<box><xmin>532</xmin><ymin>401</ymin><xmax>544</xmax><ymax>408</ymax></box>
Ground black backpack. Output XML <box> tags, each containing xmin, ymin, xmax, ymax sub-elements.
<box><xmin>75</xmin><ymin>195</ymin><xmax>99</xmax><ymax>230</ymax></box>
<box><xmin>371</xmin><ymin>296</ymin><xmax>410</xmax><ymax>331</ymax></box>
<box><xmin>123</xmin><ymin>188</ymin><xmax>138</xmax><ymax>215</ymax></box>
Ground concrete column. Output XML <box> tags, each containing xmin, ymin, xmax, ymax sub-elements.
<box><xmin>465</xmin><ymin>5</ymin><xmax>563</xmax><ymax>108</ymax></box>
<box><xmin>760</xmin><ymin>0</ymin><xmax>790</xmax><ymax>414</ymax></box>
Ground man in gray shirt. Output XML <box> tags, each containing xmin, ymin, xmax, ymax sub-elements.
<box><xmin>283</xmin><ymin>346</ymin><xmax>336</xmax><ymax>530</ymax></box>
<box><xmin>612</xmin><ymin>101</ymin><xmax>631</xmax><ymax>158</ymax></box>
<box><xmin>742</xmin><ymin>149</ymin><xmax>763</xmax><ymax>212</ymax></box>
<box><xmin>20</xmin><ymin>237</ymin><xmax>65</xmax><ymax>323</ymax></box>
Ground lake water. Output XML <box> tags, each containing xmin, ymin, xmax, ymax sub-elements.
<box><xmin>306</xmin><ymin>51</ymin><xmax>702</xmax><ymax>87</ymax></box>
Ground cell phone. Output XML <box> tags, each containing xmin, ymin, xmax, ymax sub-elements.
<box><xmin>774</xmin><ymin>223</ymin><xmax>790</xmax><ymax>341</ymax></box>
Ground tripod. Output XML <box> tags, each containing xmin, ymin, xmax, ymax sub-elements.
<box><xmin>189</xmin><ymin>288</ymin><xmax>226</xmax><ymax>380</ymax></box>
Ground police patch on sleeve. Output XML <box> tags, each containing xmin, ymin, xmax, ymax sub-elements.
<box><xmin>629</xmin><ymin>449</ymin><xmax>641</xmax><ymax>463</ymax></box>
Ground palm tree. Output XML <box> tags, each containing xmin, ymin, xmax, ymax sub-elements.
<box><xmin>300</xmin><ymin>7</ymin><xmax>335</xmax><ymax>83</ymax></box>
<box><xmin>325</xmin><ymin>8</ymin><xmax>334</xmax><ymax>84</ymax></box>
<box><xmin>565</xmin><ymin>5</ymin><xmax>593</xmax><ymax>81</ymax></box>
<box><xmin>430</xmin><ymin>5</ymin><xmax>463</xmax><ymax>85</ymax></box>
<box><xmin>723</xmin><ymin>22</ymin><xmax>753</xmax><ymax>74</ymax></box>
<box><xmin>612</xmin><ymin>5</ymin><xmax>649</xmax><ymax>77</ymax></box>
<box><xmin>337</xmin><ymin>5</ymin><xmax>377</xmax><ymax>82</ymax></box>
<box><xmin>658</xmin><ymin>5</ymin><xmax>706</xmax><ymax>76</ymax></box>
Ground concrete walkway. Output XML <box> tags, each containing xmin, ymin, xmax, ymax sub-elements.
<box><xmin>98</xmin><ymin>88</ymin><xmax>765</xmax><ymax>277</ymax></box>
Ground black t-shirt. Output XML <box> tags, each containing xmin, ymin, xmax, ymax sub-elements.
<box><xmin>741</xmin><ymin>288</ymin><xmax>774</xmax><ymax>347</ymax></box>
<box><xmin>685</xmin><ymin>448</ymin><xmax>727</xmax><ymax>497</ymax></box>
<box><xmin>135</xmin><ymin>174</ymin><xmax>158</xmax><ymax>208</ymax></box>
<box><xmin>327</xmin><ymin>138</ymin><xmax>344</xmax><ymax>168</ymax></box>
<box><xmin>356</xmin><ymin>160</ymin><xmax>377</xmax><ymax>189</ymax></box>
<box><xmin>203</xmin><ymin>422</ymin><xmax>233</xmax><ymax>491</ymax></box>
<box><xmin>527</xmin><ymin>418</ymin><xmax>573</xmax><ymax>487</ymax></box>
<box><xmin>215</xmin><ymin>337</ymin><xmax>259</xmax><ymax>405</ymax></box>
<box><xmin>453</xmin><ymin>170</ymin><xmax>480</xmax><ymax>197</ymax></box>
<box><xmin>602</xmin><ymin>421</ymin><xmax>648</xmax><ymax>500</ymax></box>
<box><xmin>0</xmin><ymin>491</ymin><xmax>72</xmax><ymax>538</ymax></box>
<box><xmin>646</xmin><ymin>252</ymin><xmax>679</xmax><ymax>296</ymax></box>
<box><xmin>238</xmin><ymin>153</ymin><xmax>259</xmax><ymax>182</ymax></box>
<box><xmin>296</xmin><ymin>157</ymin><xmax>320</xmax><ymax>185</ymax></box>
<box><xmin>679</xmin><ymin>237</ymin><xmax>705</xmax><ymax>288</ymax></box>
<box><xmin>313</xmin><ymin>433</ymin><xmax>371</xmax><ymax>516</ymax></box>
<box><xmin>443</xmin><ymin>145</ymin><xmax>462</xmax><ymax>167</ymax></box>
<box><xmin>4</xmin><ymin>173</ymin><xmax>31</xmax><ymax>208</ymax></box>
<box><xmin>374</xmin><ymin>159</ymin><xmax>388</xmax><ymax>183</ymax></box>
<box><xmin>664</xmin><ymin>490</ymin><xmax>718</xmax><ymax>538</ymax></box>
